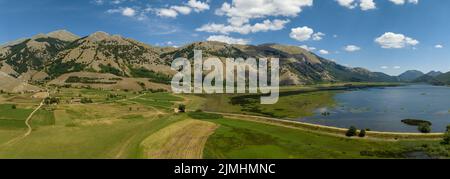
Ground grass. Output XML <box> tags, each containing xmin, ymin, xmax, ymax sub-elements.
<box><xmin>202</xmin><ymin>91</ymin><xmax>336</xmax><ymax>118</ymax></box>
<box><xmin>30</xmin><ymin>107</ymin><xmax>56</xmax><ymax>127</ymax></box>
<box><xmin>201</xmin><ymin>118</ymin><xmax>438</xmax><ymax>159</ymax></box>
<box><xmin>0</xmin><ymin>89</ymin><xmax>186</xmax><ymax>158</ymax></box>
<box><xmin>140</xmin><ymin>119</ymin><xmax>217</xmax><ymax>159</ymax></box>
<box><xmin>1</xmin><ymin>84</ymin><xmax>448</xmax><ymax>159</ymax></box>
<box><xmin>0</xmin><ymin>104</ymin><xmax>34</xmax><ymax>129</ymax></box>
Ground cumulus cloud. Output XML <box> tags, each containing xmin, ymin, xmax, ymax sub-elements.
<box><xmin>299</xmin><ymin>45</ymin><xmax>316</xmax><ymax>51</ymax></box>
<box><xmin>197</xmin><ymin>19</ymin><xmax>290</xmax><ymax>35</ymax></box>
<box><xmin>157</xmin><ymin>1</ymin><xmax>209</xmax><ymax>18</ymax></box>
<box><xmin>375</xmin><ymin>32</ymin><xmax>419</xmax><ymax>49</ymax></box>
<box><xmin>289</xmin><ymin>26</ymin><xmax>324</xmax><ymax>42</ymax></box>
<box><xmin>344</xmin><ymin>45</ymin><xmax>361</xmax><ymax>52</ymax></box>
<box><xmin>122</xmin><ymin>7</ymin><xmax>136</xmax><ymax>17</ymax></box>
<box><xmin>336</xmin><ymin>0</ymin><xmax>376</xmax><ymax>10</ymax></box>
<box><xmin>207</xmin><ymin>35</ymin><xmax>250</xmax><ymax>45</ymax></box>
<box><xmin>171</xmin><ymin>6</ymin><xmax>192</xmax><ymax>15</ymax></box>
<box><xmin>157</xmin><ymin>8</ymin><xmax>179</xmax><ymax>18</ymax></box>
<box><xmin>187</xmin><ymin>0</ymin><xmax>210</xmax><ymax>12</ymax></box>
<box><xmin>198</xmin><ymin>0</ymin><xmax>312</xmax><ymax>36</ymax></box>
<box><xmin>216</xmin><ymin>0</ymin><xmax>313</xmax><ymax>26</ymax></box>
<box><xmin>319</xmin><ymin>49</ymin><xmax>329</xmax><ymax>55</ymax></box>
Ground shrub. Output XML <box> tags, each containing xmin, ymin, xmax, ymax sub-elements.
<box><xmin>418</xmin><ymin>123</ymin><xmax>431</xmax><ymax>133</ymax></box>
<box><xmin>188</xmin><ymin>111</ymin><xmax>223</xmax><ymax>119</ymax></box>
<box><xmin>346</xmin><ymin>126</ymin><xmax>357</xmax><ymax>137</ymax></box>
<box><xmin>358</xmin><ymin>129</ymin><xmax>366</xmax><ymax>138</ymax></box>
<box><xmin>80</xmin><ymin>97</ymin><xmax>93</xmax><ymax>104</ymax></box>
<box><xmin>11</xmin><ymin>104</ymin><xmax>17</xmax><ymax>109</ymax></box>
<box><xmin>442</xmin><ymin>132</ymin><xmax>450</xmax><ymax>145</ymax></box>
<box><xmin>178</xmin><ymin>104</ymin><xmax>186</xmax><ymax>113</ymax></box>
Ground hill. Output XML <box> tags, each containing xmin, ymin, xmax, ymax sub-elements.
<box><xmin>0</xmin><ymin>30</ymin><xmax>399</xmax><ymax>86</ymax></box>
<box><xmin>398</xmin><ymin>70</ymin><xmax>424</xmax><ymax>82</ymax></box>
<box><xmin>0</xmin><ymin>72</ymin><xmax>41</xmax><ymax>93</ymax></box>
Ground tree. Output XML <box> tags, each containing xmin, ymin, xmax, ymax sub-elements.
<box><xmin>446</xmin><ymin>125</ymin><xmax>450</xmax><ymax>132</ymax></box>
<box><xmin>418</xmin><ymin>123</ymin><xmax>431</xmax><ymax>133</ymax></box>
<box><xmin>442</xmin><ymin>132</ymin><xmax>450</xmax><ymax>145</ymax></box>
<box><xmin>346</xmin><ymin>126</ymin><xmax>357</xmax><ymax>137</ymax></box>
<box><xmin>11</xmin><ymin>104</ymin><xmax>17</xmax><ymax>109</ymax></box>
<box><xmin>358</xmin><ymin>129</ymin><xmax>366</xmax><ymax>138</ymax></box>
<box><xmin>178</xmin><ymin>104</ymin><xmax>186</xmax><ymax>113</ymax></box>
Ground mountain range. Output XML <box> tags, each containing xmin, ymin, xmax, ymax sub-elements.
<box><xmin>0</xmin><ymin>30</ymin><xmax>449</xmax><ymax>92</ymax></box>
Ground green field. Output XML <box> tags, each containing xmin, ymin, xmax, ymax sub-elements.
<box><xmin>0</xmin><ymin>84</ymin><xmax>448</xmax><ymax>159</ymax></box>
<box><xmin>0</xmin><ymin>104</ymin><xmax>34</xmax><ymax>129</ymax></box>
<box><xmin>201</xmin><ymin>117</ymin><xmax>444</xmax><ymax>159</ymax></box>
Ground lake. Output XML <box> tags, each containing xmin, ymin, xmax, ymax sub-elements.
<box><xmin>299</xmin><ymin>85</ymin><xmax>450</xmax><ymax>132</ymax></box>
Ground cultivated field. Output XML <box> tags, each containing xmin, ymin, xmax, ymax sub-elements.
<box><xmin>0</xmin><ymin>83</ymin><xmax>449</xmax><ymax>159</ymax></box>
<box><xmin>140</xmin><ymin>119</ymin><xmax>218</xmax><ymax>159</ymax></box>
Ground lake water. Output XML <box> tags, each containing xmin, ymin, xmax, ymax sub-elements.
<box><xmin>299</xmin><ymin>85</ymin><xmax>450</xmax><ymax>132</ymax></box>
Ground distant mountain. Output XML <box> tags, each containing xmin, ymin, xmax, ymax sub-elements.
<box><xmin>398</xmin><ymin>70</ymin><xmax>424</xmax><ymax>82</ymax></box>
<box><xmin>426</xmin><ymin>71</ymin><xmax>443</xmax><ymax>77</ymax></box>
<box><xmin>414</xmin><ymin>72</ymin><xmax>450</xmax><ymax>86</ymax></box>
<box><xmin>0</xmin><ymin>30</ymin><xmax>399</xmax><ymax>85</ymax></box>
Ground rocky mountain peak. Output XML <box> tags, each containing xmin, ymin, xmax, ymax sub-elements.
<box><xmin>87</xmin><ymin>31</ymin><xmax>111</xmax><ymax>42</ymax></box>
<box><xmin>47</xmin><ymin>29</ymin><xmax>80</xmax><ymax>41</ymax></box>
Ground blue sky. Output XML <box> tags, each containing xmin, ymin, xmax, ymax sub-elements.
<box><xmin>0</xmin><ymin>0</ymin><xmax>449</xmax><ymax>75</ymax></box>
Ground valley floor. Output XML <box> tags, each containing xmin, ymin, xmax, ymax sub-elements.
<box><xmin>0</xmin><ymin>83</ymin><xmax>448</xmax><ymax>159</ymax></box>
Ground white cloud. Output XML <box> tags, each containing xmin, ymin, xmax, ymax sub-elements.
<box><xmin>198</xmin><ymin>0</ymin><xmax>311</xmax><ymax>35</ymax></box>
<box><xmin>207</xmin><ymin>35</ymin><xmax>250</xmax><ymax>45</ymax></box>
<box><xmin>375</xmin><ymin>32</ymin><xmax>419</xmax><ymax>49</ymax></box>
<box><xmin>157</xmin><ymin>8</ymin><xmax>179</xmax><ymax>18</ymax></box>
<box><xmin>336</xmin><ymin>0</ymin><xmax>357</xmax><ymax>9</ymax></box>
<box><xmin>216</xmin><ymin>0</ymin><xmax>313</xmax><ymax>26</ymax></box>
<box><xmin>312</xmin><ymin>32</ymin><xmax>325</xmax><ymax>41</ymax></box>
<box><xmin>197</xmin><ymin>19</ymin><xmax>289</xmax><ymax>34</ymax></box>
<box><xmin>393</xmin><ymin>66</ymin><xmax>401</xmax><ymax>69</ymax></box>
<box><xmin>187</xmin><ymin>0</ymin><xmax>210</xmax><ymax>12</ymax></box>
<box><xmin>290</xmin><ymin>27</ymin><xmax>313</xmax><ymax>41</ymax></box>
<box><xmin>171</xmin><ymin>6</ymin><xmax>192</xmax><ymax>15</ymax></box>
<box><xmin>435</xmin><ymin>44</ymin><xmax>444</xmax><ymax>49</ymax></box>
<box><xmin>344</xmin><ymin>45</ymin><xmax>361</xmax><ymax>52</ymax></box>
<box><xmin>289</xmin><ymin>26</ymin><xmax>324</xmax><ymax>42</ymax></box>
<box><xmin>122</xmin><ymin>7</ymin><xmax>136</xmax><ymax>17</ymax></box>
<box><xmin>360</xmin><ymin>0</ymin><xmax>376</xmax><ymax>10</ymax></box>
<box><xmin>381</xmin><ymin>66</ymin><xmax>389</xmax><ymax>69</ymax></box>
<box><xmin>389</xmin><ymin>0</ymin><xmax>419</xmax><ymax>5</ymax></box>
<box><xmin>319</xmin><ymin>49</ymin><xmax>329</xmax><ymax>55</ymax></box>
<box><xmin>299</xmin><ymin>45</ymin><xmax>316</xmax><ymax>51</ymax></box>
<box><xmin>336</xmin><ymin>0</ymin><xmax>376</xmax><ymax>10</ymax></box>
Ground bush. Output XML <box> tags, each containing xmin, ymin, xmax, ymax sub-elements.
<box><xmin>11</xmin><ymin>104</ymin><xmax>17</xmax><ymax>109</ymax></box>
<box><xmin>446</xmin><ymin>125</ymin><xmax>450</xmax><ymax>132</ymax></box>
<box><xmin>358</xmin><ymin>129</ymin><xmax>366</xmax><ymax>138</ymax></box>
<box><xmin>178</xmin><ymin>104</ymin><xmax>186</xmax><ymax>113</ymax></box>
<box><xmin>80</xmin><ymin>97</ymin><xmax>93</xmax><ymax>104</ymax></box>
<box><xmin>418</xmin><ymin>123</ymin><xmax>431</xmax><ymax>133</ymax></box>
<box><xmin>346</xmin><ymin>126</ymin><xmax>358</xmax><ymax>137</ymax></box>
<box><xmin>188</xmin><ymin>112</ymin><xmax>223</xmax><ymax>119</ymax></box>
<box><xmin>442</xmin><ymin>132</ymin><xmax>450</xmax><ymax>145</ymax></box>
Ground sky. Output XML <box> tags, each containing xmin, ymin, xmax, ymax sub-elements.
<box><xmin>0</xmin><ymin>0</ymin><xmax>449</xmax><ymax>75</ymax></box>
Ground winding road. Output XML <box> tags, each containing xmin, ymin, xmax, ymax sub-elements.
<box><xmin>23</xmin><ymin>92</ymin><xmax>49</xmax><ymax>137</ymax></box>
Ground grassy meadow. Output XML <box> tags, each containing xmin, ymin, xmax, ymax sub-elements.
<box><xmin>0</xmin><ymin>83</ymin><xmax>449</xmax><ymax>159</ymax></box>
